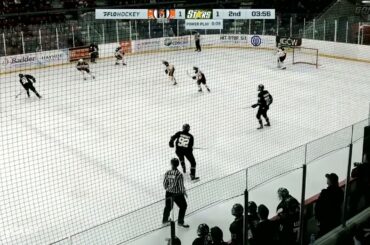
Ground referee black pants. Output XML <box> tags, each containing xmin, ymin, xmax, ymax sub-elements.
<box><xmin>162</xmin><ymin>192</ymin><xmax>187</xmax><ymax>224</ymax></box>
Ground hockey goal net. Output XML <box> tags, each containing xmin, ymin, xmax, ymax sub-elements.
<box><xmin>292</xmin><ymin>47</ymin><xmax>319</xmax><ymax>68</ymax></box>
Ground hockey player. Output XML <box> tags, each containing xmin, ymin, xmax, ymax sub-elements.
<box><xmin>115</xmin><ymin>46</ymin><xmax>126</xmax><ymax>65</ymax></box>
<box><xmin>76</xmin><ymin>59</ymin><xmax>95</xmax><ymax>80</ymax></box>
<box><xmin>18</xmin><ymin>74</ymin><xmax>41</xmax><ymax>99</ymax></box>
<box><xmin>277</xmin><ymin>47</ymin><xmax>287</xmax><ymax>69</ymax></box>
<box><xmin>89</xmin><ymin>43</ymin><xmax>99</xmax><ymax>63</ymax></box>
<box><xmin>194</xmin><ymin>32</ymin><xmax>201</xmax><ymax>52</ymax></box>
<box><xmin>163</xmin><ymin>61</ymin><xmax>177</xmax><ymax>85</ymax></box>
<box><xmin>169</xmin><ymin>124</ymin><xmax>199</xmax><ymax>181</ymax></box>
<box><xmin>251</xmin><ymin>84</ymin><xmax>273</xmax><ymax>130</ymax></box>
<box><xmin>192</xmin><ymin>67</ymin><xmax>210</xmax><ymax>93</ymax></box>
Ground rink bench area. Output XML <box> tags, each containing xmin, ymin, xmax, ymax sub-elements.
<box><xmin>2</xmin><ymin>34</ymin><xmax>370</xmax><ymax>75</ymax></box>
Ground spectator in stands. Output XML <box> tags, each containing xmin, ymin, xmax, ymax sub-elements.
<box><xmin>192</xmin><ymin>223</ymin><xmax>211</xmax><ymax>245</ymax></box>
<box><xmin>353</xmin><ymin>217</ymin><xmax>370</xmax><ymax>245</ymax></box>
<box><xmin>276</xmin><ymin>187</ymin><xmax>300</xmax><ymax>245</ymax></box>
<box><xmin>229</xmin><ymin>203</ymin><xmax>244</xmax><ymax>245</ymax></box>
<box><xmin>351</xmin><ymin>153</ymin><xmax>370</xmax><ymax>208</ymax></box>
<box><xmin>167</xmin><ymin>236</ymin><xmax>181</xmax><ymax>245</ymax></box>
<box><xmin>315</xmin><ymin>173</ymin><xmax>344</xmax><ymax>237</ymax></box>
<box><xmin>210</xmin><ymin>226</ymin><xmax>228</xmax><ymax>245</ymax></box>
<box><xmin>254</xmin><ymin>204</ymin><xmax>280</xmax><ymax>245</ymax></box>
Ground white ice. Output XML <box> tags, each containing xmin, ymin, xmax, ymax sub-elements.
<box><xmin>0</xmin><ymin>47</ymin><xmax>369</xmax><ymax>245</ymax></box>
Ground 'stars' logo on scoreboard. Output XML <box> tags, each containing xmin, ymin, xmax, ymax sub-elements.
<box><xmin>186</xmin><ymin>10</ymin><xmax>212</xmax><ymax>19</ymax></box>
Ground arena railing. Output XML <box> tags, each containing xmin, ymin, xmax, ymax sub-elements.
<box><xmin>48</xmin><ymin>118</ymin><xmax>369</xmax><ymax>245</ymax></box>
<box><xmin>0</xmin><ymin>9</ymin><xmax>368</xmax><ymax>57</ymax></box>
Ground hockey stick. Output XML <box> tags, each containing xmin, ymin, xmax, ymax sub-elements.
<box><xmin>193</xmin><ymin>147</ymin><xmax>207</xmax><ymax>150</ymax></box>
<box><xmin>15</xmin><ymin>91</ymin><xmax>23</xmax><ymax>98</ymax></box>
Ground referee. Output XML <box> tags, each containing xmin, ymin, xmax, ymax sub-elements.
<box><xmin>162</xmin><ymin>158</ymin><xmax>189</xmax><ymax>228</ymax></box>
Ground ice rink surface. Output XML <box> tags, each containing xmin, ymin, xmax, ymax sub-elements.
<box><xmin>0</xmin><ymin>47</ymin><xmax>369</xmax><ymax>244</ymax></box>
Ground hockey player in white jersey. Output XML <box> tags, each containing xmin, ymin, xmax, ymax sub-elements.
<box><xmin>162</xmin><ymin>61</ymin><xmax>177</xmax><ymax>85</ymax></box>
<box><xmin>277</xmin><ymin>47</ymin><xmax>287</xmax><ymax>70</ymax></box>
<box><xmin>76</xmin><ymin>59</ymin><xmax>95</xmax><ymax>80</ymax></box>
<box><xmin>192</xmin><ymin>67</ymin><xmax>210</xmax><ymax>93</ymax></box>
<box><xmin>115</xmin><ymin>46</ymin><xmax>126</xmax><ymax>65</ymax></box>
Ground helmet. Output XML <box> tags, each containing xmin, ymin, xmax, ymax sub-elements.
<box><xmin>197</xmin><ymin>223</ymin><xmax>209</xmax><ymax>237</ymax></box>
<box><xmin>19</xmin><ymin>74</ymin><xmax>23</xmax><ymax>77</ymax></box>
<box><xmin>193</xmin><ymin>67</ymin><xmax>199</xmax><ymax>72</ymax></box>
<box><xmin>248</xmin><ymin>201</ymin><xmax>257</xmax><ymax>214</ymax></box>
<box><xmin>231</xmin><ymin>203</ymin><xmax>244</xmax><ymax>216</ymax></box>
<box><xmin>277</xmin><ymin>187</ymin><xmax>289</xmax><ymax>199</ymax></box>
<box><xmin>171</xmin><ymin>158</ymin><xmax>179</xmax><ymax>167</ymax></box>
<box><xmin>163</xmin><ymin>61</ymin><xmax>169</xmax><ymax>66</ymax></box>
<box><xmin>258</xmin><ymin>84</ymin><xmax>264</xmax><ymax>91</ymax></box>
<box><xmin>182</xmin><ymin>124</ymin><xmax>190</xmax><ymax>132</ymax></box>
<box><xmin>79</xmin><ymin>59</ymin><xmax>83</xmax><ymax>62</ymax></box>
<box><xmin>210</xmin><ymin>226</ymin><xmax>223</xmax><ymax>242</ymax></box>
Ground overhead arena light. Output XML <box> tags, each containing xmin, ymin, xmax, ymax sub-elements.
<box><xmin>362</xmin><ymin>0</ymin><xmax>370</xmax><ymax>4</ymax></box>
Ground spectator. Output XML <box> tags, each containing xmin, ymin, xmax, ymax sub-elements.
<box><xmin>193</xmin><ymin>223</ymin><xmax>211</xmax><ymax>245</ymax></box>
<box><xmin>276</xmin><ymin>187</ymin><xmax>300</xmax><ymax>245</ymax></box>
<box><xmin>167</xmin><ymin>236</ymin><xmax>181</xmax><ymax>245</ymax></box>
<box><xmin>315</xmin><ymin>173</ymin><xmax>344</xmax><ymax>237</ymax></box>
<box><xmin>353</xmin><ymin>218</ymin><xmax>370</xmax><ymax>245</ymax></box>
<box><xmin>162</xmin><ymin>158</ymin><xmax>189</xmax><ymax>228</ymax></box>
<box><xmin>351</xmin><ymin>153</ymin><xmax>370</xmax><ymax>208</ymax></box>
<box><xmin>229</xmin><ymin>203</ymin><xmax>244</xmax><ymax>245</ymax></box>
<box><xmin>210</xmin><ymin>226</ymin><xmax>228</xmax><ymax>245</ymax></box>
<box><xmin>254</xmin><ymin>204</ymin><xmax>280</xmax><ymax>245</ymax></box>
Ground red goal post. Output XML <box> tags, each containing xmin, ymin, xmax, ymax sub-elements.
<box><xmin>292</xmin><ymin>47</ymin><xmax>319</xmax><ymax>68</ymax></box>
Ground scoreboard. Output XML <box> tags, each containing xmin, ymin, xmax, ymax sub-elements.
<box><xmin>95</xmin><ymin>9</ymin><xmax>275</xmax><ymax>20</ymax></box>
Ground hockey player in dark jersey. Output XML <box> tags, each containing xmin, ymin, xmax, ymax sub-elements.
<box><xmin>162</xmin><ymin>61</ymin><xmax>177</xmax><ymax>85</ymax></box>
<box><xmin>76</xmin><ymin>59</ymin><xmax>95</xmax><ymax>80</ymax></box>
<box><xmin>115</xmin><ymin>46</ymin><xmax>126</xmax><ymax>65</ymax></box>
<box><xmin>192</xmin><ymin>67</ymin><xmax>210</xmax><ymax>92</ymax></box>
<box><xmin>89</xmin><ymin>43</ymin><xmax>99</xmax><ymax>63</ymax></box>
<box><xmin>251</xmin><ymin>84</ymin><xmax>273</xmax><ymax>130</ymax></box>
<box><xmin>169</xmin><ymin>124</ymin><xmax>199</xmax><ymax>181</ymax></box>
<box><xmin>19</xmin><ymin>74</ymin><xmax>42</xmax><ymax>99</ymax></box>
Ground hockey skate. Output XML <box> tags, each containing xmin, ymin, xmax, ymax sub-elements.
<box><xmin>173</xmin><ymin>82</ymin><xmax>177</xmax><ymax>85</ymax></box>
<box><xmin>264</xmin><ymin>122</ymin><xmax>271</xmax><ymax>127</ymax></box>
<box><xmin>162</xmin><ymin>219</ymin><xmax>171</xmax><ymax>227</ymax></box>
<box><xmin>206</xmin><ymin>88</ymin><xmax>210</xmax><ymax>92</ymax></box>
<box><xmin>191</xmin><ymin>176</ymin><xmax>200</xmax><ymax>182</ymax></box>
<box><xmin>257</xmin><ymin>125</ymin><xmax>263</xmax><ymax>130</ymax></box>
<box><xmin>123</xmin><ymin>63</ymin><xmax>127</xmax><ymax>66</ymax></box>
<box><xmin>178</xmin><ymin>223</ymin><xmax>190</xmax><ymax>228</ymax></box>
<box><xmin>198</xmin><ymin>88</ymin><xmax>202</xmax><ymax>92</ymax></box>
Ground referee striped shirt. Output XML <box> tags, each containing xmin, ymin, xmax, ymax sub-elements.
<box><xmin>163</xmin><ymin>169</ymin><xmax>186</xmax><ymax>194</ymax></box>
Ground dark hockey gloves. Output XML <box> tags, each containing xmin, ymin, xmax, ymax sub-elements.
<box><xmin>251</xmin><ymin>104</ymin><xmax>258</xmax><ymax>108</ymax></box>
<box><xmin>169</xmin><ymin>141</ymin><xmax>174</xmax><ymax>148</ymax></box>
